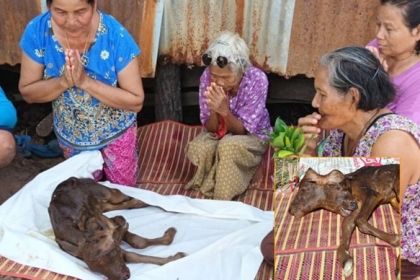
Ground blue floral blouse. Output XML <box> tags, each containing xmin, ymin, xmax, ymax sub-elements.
<box><xmin>19</xmin><ymin>10</ymin><xmax>140</xmax><ymax>150</ymax></box>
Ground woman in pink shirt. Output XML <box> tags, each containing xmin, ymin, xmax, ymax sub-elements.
<box><xmin>366</xmin><ymin>0</ymin><xmax>420</xmax><ymax>125</ymax></box>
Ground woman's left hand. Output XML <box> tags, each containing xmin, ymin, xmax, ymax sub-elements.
<box><xmin>65</xmin><ymin>49</ymin><xmax>90</xmax><ymax>89</ymax></box>
<box><xmin>205</xmin><ymin>82</ymin><xmax>229</xmax><ymax>116</ymax></box>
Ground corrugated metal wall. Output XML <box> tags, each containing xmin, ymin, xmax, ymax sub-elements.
<box><xmin>0</xmin><ymin>0</ymin><xmax>162</xmax><ymax>78</ymax></box>
<box><xmin>158</xmin><ymin>0</ymin><xmax>377</xmax><ymax>78</ymax></box>
<box><xmin>0</xmin><ymin>0</ymin><xmax>377</xmax><ymax>78</ymax></box>
<box><xmin>287</xmin><ymin>0</ymin><xmax>378</xmax><ymax>77</ymax></box>
<box><xmin>98</xmin><ymin>0</ymin><xmax>163</xmax><ymax>77</ymax></box>
<box><xmin>159</xmin><ymin>0</ymin><xmax>297</xmax><ymax>75</ymax></box>
<box><xmin>0</xmin><ymin>0</ymin><xmax>41</xmax><ymax>66</ymax></box>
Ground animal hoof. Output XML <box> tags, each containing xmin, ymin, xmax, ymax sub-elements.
<box><xmin>390</xmin><ymin>234</ymin><xmax>401</xmax><ymax>247</ymax></box>
<box><xmin>165</xmin><ymin>227</ymin><xmax>177</xmax><ymax>235</ymax></box>
<box><xmin>161</xmin><ymin>227</ymin><xmax>177</xmax><ymax>245</ymax></box>
<box><xmin>343</xmin><ymin>259</ymin><xmax>353</xmax><ymax>277</ymax></box>
<box><xmin>172</xmin><ymin>252</ymin><xmax>187</xmax><ymax>260</ymax></box>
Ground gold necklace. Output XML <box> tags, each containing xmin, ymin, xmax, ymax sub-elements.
<box><xmin>344</xmin><ymin>109</ymin><xmax>381</xmax><ymax>156</ymax></box>
<box><xmin>65</xmin><ymin>24</ymin><xmax>92</xmax><ymax>66</ymax></box>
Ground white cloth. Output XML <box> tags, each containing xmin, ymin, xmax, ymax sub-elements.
<box><xmin>0</xmin><ymin>151</ymin><xmax>273</xmax><ymax>280</ymax></box>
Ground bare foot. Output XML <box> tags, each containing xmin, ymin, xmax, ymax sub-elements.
<box><xmin>250</xmin><ymin>162</ymin><xmax>263</xmax><ymax>188</ymax></box>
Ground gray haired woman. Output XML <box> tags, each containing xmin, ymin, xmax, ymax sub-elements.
<box><xmin>298</xmin><ymin>45</ymin><xmax>420</xmax><ymax>277</ymax></box>
<box><xmin>185</xmin><ymin>31</ymin><xmax>271</xmax><ymax>200</ymax></box>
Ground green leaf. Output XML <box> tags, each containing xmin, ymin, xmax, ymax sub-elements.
<box><xmin>276</xmin><ymin>150</ymin><xmax>295</xmax><ymax>157</ymax></box>
<box><xmin>290</xmin><ymin>126</ymin><xmax>302</xmax><ymax>142</ymax></box>
<box><xmin>293</xmin><ymin>134</ymin><xmax>305</xmax><ymax>153</ymax></box>
<box><xmin>272</xmin><ymin>132</ymin><xmax>285</xmax><ymax>148</ymax></box>
<box><xmin>285</xmin><ymin>136</ymin><xmax>291</xmax><ymax>147</ymax></box>
<box><xmin>274</xmin><ymin>117</ymin><xmax>287</xmax><ymax>134</ymax></box>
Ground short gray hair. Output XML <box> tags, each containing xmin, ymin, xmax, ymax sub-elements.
<box><xmin>204</xmin><ymin>31</ymin><xmax>251</xmax><ymax>74</ymax></box>
<box><xmin>319</xmin><ymin>46</ymin><xmax>395</xmax><ymax>111</ymax></box>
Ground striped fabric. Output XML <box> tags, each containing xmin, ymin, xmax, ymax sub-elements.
<box><xmin>274</xmin><ymin>191</ymin><xmax>400</xmax><ymax>279</ymax></box>
<box><xmin>0</xmin><ymin>120</ymin><xmax>274</xmax><ymax>280</ymax></box>
<box><xmin>0</xmin><ymin>259</ymin><xmax>78</xmax><ymax>280</ymax></box>
<box><xmin>276</xmin><ymin>247</ymin><xmax>399</xmax><ymax>280</ymax></box>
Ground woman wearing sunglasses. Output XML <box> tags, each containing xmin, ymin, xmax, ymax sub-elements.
<box><xmin>185</xmin><ymin>30</ymin><xmax>271</xmax><ymax>201</ymax></box>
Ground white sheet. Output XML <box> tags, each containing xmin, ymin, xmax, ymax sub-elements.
<box><xmin>0</xmin><ymin>151</ymin><xmax>273</xmax><ymax>280</ymax></box>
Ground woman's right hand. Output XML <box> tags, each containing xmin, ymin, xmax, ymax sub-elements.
<box><xmin>297</xmin><ymin>112</ymin><xmax>322</xmax><ymax>156</ymax></box>
<box><xmin>59</xmin><ymin>49</ymin><xmax>75</xmax><ymax>88</ymax></box>
<box><xmin>205</xmin><ymin>83</ymin><xmax>229</xmax><ymax>117</ymax></box>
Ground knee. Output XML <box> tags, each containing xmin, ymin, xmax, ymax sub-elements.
<box><xmin>186</xmin><ymin>139</ymin><xmax>202</xmax><ymax>154</ymax></box>
<box><xmin>187</xmin><ymin>134</ymin><xmax>217</xmax><ymax>155</ymax></box>
<box><xmin>0</xmin><ymin>132</ymin><xmax>16</xmax><ymax>168</ymax></box>
<box><xmin>260</xmin><ymin>230</ymin><xmax>274</xmax><ymax>266</ymax></box>
<box><xmin>355</xmin><ymin>217</ymin><xmax>368</xmax><ymax>233</ymax></box>
<box><xmin>218</xmin><ymin>138</ymin><xmax>240</xmax><ymax>153</ymax></box>
<box><xmin>217</xmin><ymin>139</ymin><xmax>242</xmax><ymax>160</ymax></box>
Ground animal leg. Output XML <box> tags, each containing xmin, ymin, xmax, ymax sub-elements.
<box><xmin>123</xmin><ymin>250</ymin><xmax>186</xmax><ymax>265</ymax></box>
<box><xmin>390</xmin><ymin>197</ymin><xmax>400</xmax><ymax>213</ymax></box>
<box><xmin>355</xmin><ymin>198</ymin><xmax>401</xmax><ymax>247</ymax></box>
<box><xmin>103</xmin><ymin>189</ymin><xmax>149</xmax><ymax>212</ymax></box>
<box><xmin>80</xmin><ymin>179</ymin><xmax>150</xmax><ymax>211</ymax></box>
<box><xmin>338</xmin><ymin>213</ymin><xmax>358</xmax><ymax>277</ymax></box>
<box><xmin>56</xmin><ymin>239</ymin><xmax>83</xmax><ymax>259</ymax></box>
<box><xmin>123</xmin><ymin>227</ymin><xmax>177</xmax><ymax>249</ymax></box>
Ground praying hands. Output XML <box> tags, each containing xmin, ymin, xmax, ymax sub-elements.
<box><xmin>64</xmin><ymin>49</ymin><xmax>90</xmax><ymax>89</ymax></box>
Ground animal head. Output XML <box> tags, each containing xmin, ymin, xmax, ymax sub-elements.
<box><xmin>288</xmin><ymin>168</ymin><xmax>358</xmax><ymax>219</ymax></box>
<box><xmin>82</xmin><ymin>217</ymin><xmax>130</xmax><ymax>280</ymax></box>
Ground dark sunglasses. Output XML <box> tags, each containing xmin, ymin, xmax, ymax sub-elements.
<box><xmin>202</xmin><ymin>53</ymin><xmax>229</xmax><ymax>68</ymax></box>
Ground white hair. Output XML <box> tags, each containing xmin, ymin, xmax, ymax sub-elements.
<box><xmin>204</xmin><ymin>31</ymin><xmax>251</xmax><ymax>74</ymax></box>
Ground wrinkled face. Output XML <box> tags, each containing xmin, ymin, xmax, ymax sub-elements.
<box><xmin>289</xmin><ymin>169</ymin><xmax>358</xmax><ymax>218</ymax></box>
<box><xmin>209</xmin><ymin>65</ymin><xmax>241</xmax><ymax>93</ymax></box>
<box><xmin>375</xmin><ymin>3</ymin><xmax>420</xmax><ymax>58</ymax></box>
<box><xmin>49</xmin><ymin>0</ymin><xmax>95</xmax><ymax>36</ymax></box>
<box><xmin>311</xmin><ymin>66</ymin><xmax>356</xmax><ymax>131</ymax></box>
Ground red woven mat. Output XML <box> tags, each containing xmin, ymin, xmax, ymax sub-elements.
<box><xmin>275</xmin><ymin>246</ymin><xmax>398</xmax><ymax>280</ymax></box>
<box><xmin>0</xmin><ymin>258</ymin><xmax>77</xmax><ymax>279</ymax></box>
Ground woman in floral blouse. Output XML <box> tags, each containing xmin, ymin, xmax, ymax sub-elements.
<box><xmin>18</xmin><ymin>0</ymin><xmax>144</xmax><ymax>186</ymax></box>
<box><xmin>185</xmin><ymin>31</ymin><xmax>271</xmax><ymax>201</ymax></box>
<box><xmin>299</xmin><ymin>46</ymin><xmax>420</xmax><ymax>278</ymax></box>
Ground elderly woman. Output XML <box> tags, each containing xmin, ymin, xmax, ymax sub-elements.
<box><xmin>0</xmin><ymin>87</ymin><xmax>17</xmax><ymax>168</ymax></box>
<box><xmin>298</xmin><ymin>46</ymin><xmax>420</xmax><ymax>278</ymax></box>
<box><xmin>366</xmin><ymin>0</ymin><xmax>420</xmax><ymax>124</ymax></box>
<box><xmin>18</xmin><ymin>0</ymin><xmax>144</xmax><ymax>186</ymax></box>
<box><xmin>185</xmin><ymin>31</ymin><xmax>271</xmax><ymax>201</ymax></box>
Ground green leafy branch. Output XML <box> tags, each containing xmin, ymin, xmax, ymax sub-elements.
<box><xmin>265</xmin><ymin>117</ymin><xmax>315</xmax><ymax>157</ymax></box>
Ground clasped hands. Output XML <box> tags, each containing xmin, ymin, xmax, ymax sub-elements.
<box><xmin>63</xmin><ymin>49</ymin><xmax>90</xmax><ymax>89</ymax></box>
<box><xmin>205</xmin><ymin>82</ymin><xmax>229</xmax><ymax>117</ymax></box>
